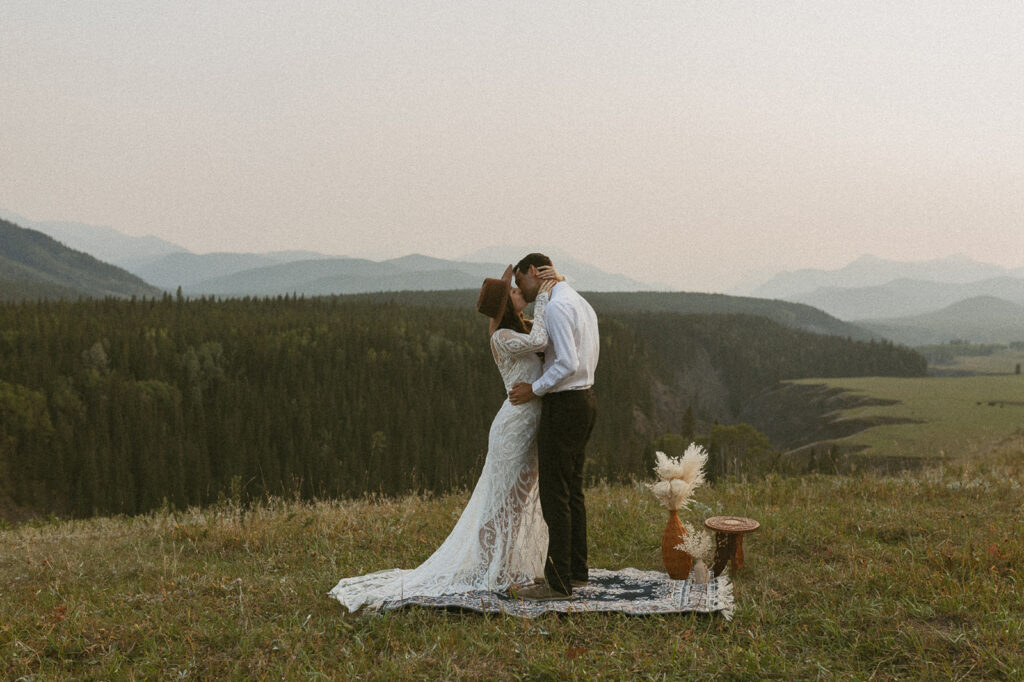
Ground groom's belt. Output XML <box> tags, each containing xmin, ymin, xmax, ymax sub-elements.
<box><xmin>544</xmin><ymin>386</ymin><xmax>593</xmax><ymax>397</ymax></box>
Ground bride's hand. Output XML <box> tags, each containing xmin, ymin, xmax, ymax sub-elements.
<box><xmin>539</xmin><ymin>279</ymin><xmax>556</xmax><ymax>295</ymax></box>
<box><xmin>536</xmin><ymin>265</ymin><xmax>564</xmax><ymax>282</ymax></box>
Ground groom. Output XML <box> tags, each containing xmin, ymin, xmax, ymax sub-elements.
<box><xmin>509</xmin><ymin>253</ymin><xmax>600</xmax><ymax>600</ymax></box>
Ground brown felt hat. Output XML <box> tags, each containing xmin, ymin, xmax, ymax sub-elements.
<box><xmin>476</xmin><ymin>277</ymin><xmax>510</xmax><ymax>319</ymax></box>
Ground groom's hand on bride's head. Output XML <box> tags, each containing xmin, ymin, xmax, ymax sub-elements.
<box><xmin>508</xmin><ymin>382</ymin><xmax>536</xmax><ymax>405</ymax></box>
<box><xmin>536</xmin><ymin>265</ymin><xmax>564</xmax><ymax>282</ymax></box>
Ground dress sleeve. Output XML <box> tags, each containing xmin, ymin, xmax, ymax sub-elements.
<box><xmin>490</xmin><ymin>292</ymin><xmax>550</xmax><ymax>358</ymax></box>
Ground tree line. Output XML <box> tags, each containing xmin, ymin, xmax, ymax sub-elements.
<box><xmin>0</xmin><ymin>294</ymin><xmax>926</xmax><ymax>519</ymax></box>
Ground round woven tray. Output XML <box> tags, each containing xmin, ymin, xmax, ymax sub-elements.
<box><xmin>704</xmin><ymin>516</ymin><xmax>760</xmax><ymax>534</ymax></box>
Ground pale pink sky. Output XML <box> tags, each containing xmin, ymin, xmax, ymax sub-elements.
<box><xmin>3</xmin><ymin>2</ymin><xmax>1023</xmax><ymax>291</ymax></box>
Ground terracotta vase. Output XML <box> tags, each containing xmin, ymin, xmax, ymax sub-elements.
<box><xmin>661</xmin><ymin>508</ymin><xmax>693</xmax><ymax>579</ymax></box>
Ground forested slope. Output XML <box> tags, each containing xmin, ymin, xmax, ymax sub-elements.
<box><xmin>0</xmin><ymin>295</ymin><xmax>925</xmax><ymax>520</ymax></box>
<box><xmin>344</xmin><ymin>289</ymin><xmax>873</xmax><ymax>339</ymax></box>
<box><xmin>0</xmin><ymin>219</ymin><xmax>161</xmax><ymax>301</ymax></box>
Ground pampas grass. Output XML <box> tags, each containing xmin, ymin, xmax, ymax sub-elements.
<box><xmin>647</xmin><ymin>443</ymin><xmax>709</xmax><ymax>510</ymax></box>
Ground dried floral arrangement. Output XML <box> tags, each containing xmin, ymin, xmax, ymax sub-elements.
<box><xmin>676</xmin><ymin>523</ymin><xmax>715</xmax><ymax>564</ymax></box>
<box><xmin>647</xmin><ymin>443</ymin><xmax>709</xmax><ymax>511</ymax></box>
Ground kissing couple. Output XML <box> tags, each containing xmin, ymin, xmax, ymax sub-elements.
<box><xmin>330</xmin><ymin>252</ymin><xmax>600</xmax><ymax>609</ymax></box>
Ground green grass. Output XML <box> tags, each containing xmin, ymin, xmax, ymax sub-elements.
<box><xmin>930</xmin><ymin>348</ymin><xmax>1024</xmax><ymax>376</ymax></box>
<box><xmin>2</xmin><ymin>435</ymin><xmax>1022</xmax><ymax>679</ymax></box>
<box><xmin>791</xmin><ymin>375</ymin><xmax>1024</xmax><ymax>460</ymax></box>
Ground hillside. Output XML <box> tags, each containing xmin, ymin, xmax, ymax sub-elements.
<box><xmin>0</xmin><ymin>219</ymin><xmax>162</xmax><ymax>301</ymax></box>
<box><xmin>859</xmin><ymin>296</ymin><xmax>1024</xmax><ymax>346</ymax></box>
<box><xmin>0</xmin><ymin>209</ymin><xmax>188</xmax><ymax>267</ymax></box>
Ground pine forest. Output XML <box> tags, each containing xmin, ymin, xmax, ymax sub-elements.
<box><xmin>0</xmin><ymin>293</ymin><xmax>927</xmax><ymax>520</ymax></box>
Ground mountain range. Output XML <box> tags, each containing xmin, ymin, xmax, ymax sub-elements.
<box><xmin>742</xmin><ymin>254</ymin><xmax>1024</xmax><ymax>344</ymax></box>
<box><xmin>123</xmin><ymin>251</ymin><xmax>651</xmax><ymax>295</ymax></box>
<box><xmin>788</xmin><ymin>277</ymin><xmax>1024</xmax><ymax>321</ymax></box>
<box><xmin>2</xmin><ymin>211</ymin><xmax>659</xmax><ymax>294</ymax></box>
<box><xmin>5</xmin><ymin>208</ymin><xmax>1022</xmax><ymax>345</ymax></box>
<box><xmin>749</xmin><ymin>254</ymin><xmax>1024</xmax><ymax>300</ymax></box>
<box><xmin>1</xmin><ymin>215</ymin><xmax>871</xmax><ymax>342</ymax></box>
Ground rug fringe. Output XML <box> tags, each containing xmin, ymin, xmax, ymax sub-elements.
<box><xmin>378</xmin><ymin>568</ymin><xmax>735</xmax><ymax>618</ymax></box>
<box><xmin>716</xmin><ymin>575</ymin><xmax>736</xmax><ymax>621</ymax></box>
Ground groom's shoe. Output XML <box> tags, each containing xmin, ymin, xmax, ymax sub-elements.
<box><xmin>518</xmin><ymin>584</ymin><xmax>572</xmax><ymax>601</ymax></box>
<box><xmin>534</xmin><ymin>577</ymin><xmax>588</xmax><ymax>589</ymax></box>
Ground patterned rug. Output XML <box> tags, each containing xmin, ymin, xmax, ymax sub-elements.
<box><xmin>380</xmin><ymin>568</ymin><xmax>734</xmax><ymax>620</ymax></box>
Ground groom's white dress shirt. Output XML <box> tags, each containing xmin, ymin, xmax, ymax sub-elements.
<box><xmin>531</xmin><ymin>281</ymin><xmax>600</xmax><ymax>397</ymax></box>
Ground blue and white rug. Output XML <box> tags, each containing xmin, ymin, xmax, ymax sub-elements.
<box><xmin>380</xmin><ymin>568</ymin><xmax>734</xmax><ymax>620</ymax></box>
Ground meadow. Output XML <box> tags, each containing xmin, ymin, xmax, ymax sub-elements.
<box><xmin>2</xmin><ymin>430</ymin><xmax>1021</xmax><ymax>679</ymax></box>
<box><xmin>790</xmin><ymin>374</ymin><xmax>1024</xmax><ymax>461</ymax></box>
<box><xmin>929</xmin><ymin>347</ymin><xmax>1024</xmax><ymax>376</ymax></box>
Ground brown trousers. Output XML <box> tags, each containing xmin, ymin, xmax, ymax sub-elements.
<box><xmin>537</xmin><ymin>388</ymin><xmax>597</xmax><ymax>595</ymax></box>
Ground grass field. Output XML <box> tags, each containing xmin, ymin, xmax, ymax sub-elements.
<box><xmin>791</xmin><ymin>375</ymin><xmax>1024</xmax><ymax>461</ymax></box>
<box><xmin>929</xmin><ymin>348</ymin><xmax>1024</xmax><ymax>376</ymax></box>
<box><xmin>2</xmin><ymin>432</ymin><xmax>1022</xmax><ymax>679</ymax></box>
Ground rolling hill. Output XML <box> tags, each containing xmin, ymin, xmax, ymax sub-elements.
<box><xmin>859</xmin><ymin>296</ymin><xmax>1024</xmax><ymax>346</ymax></box>
<box><xmin>0</xmin><ymin>219</ymin><xmax>162</xmax><ymax>301</ymax></box>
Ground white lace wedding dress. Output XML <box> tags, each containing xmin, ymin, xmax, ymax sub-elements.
<box><xmin>329</xmin><ymin>293</ymin><xmax>551</xmax><ymax>611</ymax></box>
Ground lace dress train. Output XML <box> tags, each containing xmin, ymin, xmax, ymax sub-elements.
<box><xmin>329</xmin><ymin>293</ymin><xmax>551</xmax><ymax>611</ymax></box>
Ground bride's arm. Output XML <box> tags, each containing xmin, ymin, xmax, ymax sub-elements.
<box><xmin>490</xmin><ymin>291</ymin><xmax>550</xmax><ymax>357</ymax></box>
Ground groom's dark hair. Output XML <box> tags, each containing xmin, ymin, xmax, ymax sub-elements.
<box><xmin>513</xmin><ymin>253</ymin><xmax>552</xmax><ymax>275</ymax></box>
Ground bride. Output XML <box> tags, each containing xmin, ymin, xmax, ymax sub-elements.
<box><xmin>329</xmin><ymin>265</ymin><xmax>560</xmax><ymax>611</ymax></box>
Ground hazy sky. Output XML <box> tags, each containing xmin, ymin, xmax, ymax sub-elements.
<box><xmin>3</xmin><ymin>2</ymin><xmax>1023</xmax><ymax>291</ymax></box>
